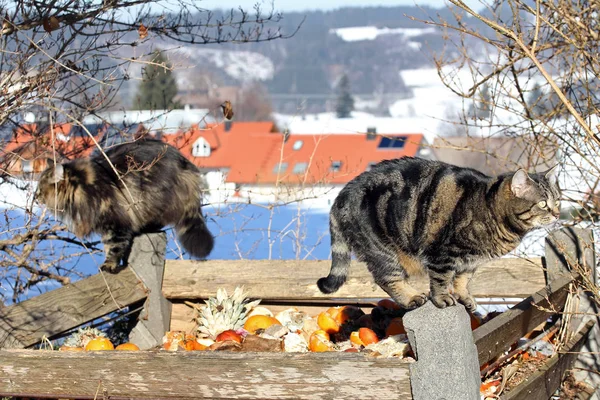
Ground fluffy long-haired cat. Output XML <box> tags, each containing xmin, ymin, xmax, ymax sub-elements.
<box><xmin>318</xmin><ymin>157</ymin><xmax>560</xmax><ymax>311</ymax></box>
<box><xmin>36</xmin><ymin>139</ymin><xmax>214</xmax><ymax>272</ymax></box>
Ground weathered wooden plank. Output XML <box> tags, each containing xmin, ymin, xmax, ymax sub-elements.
<box><xmin>0</xmin><ymin>350</ymin><xmax>412</xmax><ymax>399</ymax></box>
<box><xmin>0</xmin><ymin>268</ymin><xmax>147</xmax><ymax>349</ymax></box>
<box><xmin>502</xmin><ymin>320</ymin><xmax>595</xmax><ymax>400</ymax></box>
<box><xmin>163</xmin><ymin>258</ymin><xmax>545</xmax><ymax>300</ymax></box>
<box><xmin>473</xmin><ymin>276</ymin><xmax>572</xmax><ymax>367</ymax></box>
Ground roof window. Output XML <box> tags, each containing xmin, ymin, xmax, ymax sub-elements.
<box><xmin>293</xmin><ymin>162</ymin><xmax>308</xmax><ymax>174</ymax></box>
<box><xmin>330</xmin><ymin>161</ymin><xmax>342</xmax><ymax>172</ymax></box>
<box><xmin>273</xmin><ymin>162</ymin><xmax>288</xmax><ymax>174</ymax></box>
<box><xmin>378</xmin><ymin>136</ymin><xmax>407</xmax><ymax>149</ymax></box>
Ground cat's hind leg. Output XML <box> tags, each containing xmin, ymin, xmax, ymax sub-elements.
<box><xmin>428</xmin><ymin>266</ymin><xmax>457</xmax><ymax>308</ymax></box>
<box><xmin>365</xmin><ymin>251</ymin><xmax>428</xmax><ymax>309</ymax></box>
<box><xmin>452</xmin><ymin>270</ymin><xmax>477</xmax><ymax>312</ymax></box>
<box><xmin>100</xmin><ymin>230</ymin><xmax>134</xmax><ymax>273</ymax></box>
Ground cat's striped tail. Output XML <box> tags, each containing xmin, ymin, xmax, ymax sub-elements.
<box><xmin>176</xmin><ymin>206</ymin><xmax>214</xmax><ymax>259</ymax></box>
<box><xmin>317</xmin><ymin>213</ymin><xmax>351</xmax><ymax>294</ymax></box>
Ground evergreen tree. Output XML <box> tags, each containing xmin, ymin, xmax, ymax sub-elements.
<box><xmin>134</xmin><ymin>51</ymin><xmax>181</xmax><ymax>110</ymax></box>
<box><xmin>335</xmin><ymin>74</ymin><xmax>354</xmax><ymax>118</ymax></box>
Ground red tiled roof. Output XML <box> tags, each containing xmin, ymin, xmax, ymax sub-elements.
<box><xmin>2</xmin><ymin>123</ymin><xmax>103</xmax><ymax>159</ymax></box>
<box><xmin>163</xmin><ymin>121</ymin><xmax>279</xmax><ymax>170</ymax></box>
<box><xmin>164</xmin><ymin>121</ymin><xmax>423</xmax><ymax>185</ymax></box>
<box><xmin>226</xmin><ymin>133</ymin><xmax>424</xmax><ymax>185</ymax></box>
<box><xmin>1</xmin><ymin>123</ymin><xmax>105</xmax><ymax>175</ymax></box>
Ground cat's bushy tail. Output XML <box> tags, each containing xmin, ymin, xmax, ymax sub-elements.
<box><xmin>175</xmin><ymin>206</ymin><xmax>214</xmax><ymax>258</ymax></box>
<box><xmin>317</xmin><ymin>213</ymin><xmax>351</xmax><ymax>293</ymax></box>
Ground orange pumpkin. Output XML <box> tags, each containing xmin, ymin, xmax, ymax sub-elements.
<box><xmin>309</xmin><ymin>330</ymin><xmax>334</xmax><ymax>352</ymax></box>
<box><xmin>349</xmin><ymin>331</ymin><xmax>364</xmax><ymax>346</ymax></box>
<box><xmin>115</xmin><ymin>342</ymin><xmax>140</xmax><ymax>351</ymax></box>
<box><xmin>358</xmin><ymin>327</ymin><xmax>379</xmax><ymax>345</ymax></box>
<box><xmin>243</xmin><ymin>315</ymin><xmax>282</xmax><ymax>334</ymax></box>
<box><xmin>85</xmin><ymin>337</ymin><xmax>114</xmax><ymax>351</ymax></box>
<box><xmin>317</xmin><ymin>311</ymin><xmax>341</xmax><ymax>334</ymax></box>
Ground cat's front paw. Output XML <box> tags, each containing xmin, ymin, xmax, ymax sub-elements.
<box><xmin>404</xmin><ymin>293</ymin><xmax>428</xmax><ymax>309</ymax></box>
<box><xmin>455</xmin><ymin>293</ymin><xmax>478</xmax><ymax>312</ymax></box>
<box><xmin>100</xmin><ymin>261</ymin><xmax>120</xmax><ymax>274</ymax></box>
<box><xmin>430</xmin><ymin>293</ymin><xmax>457</xmax><ymax>308</ymax></box>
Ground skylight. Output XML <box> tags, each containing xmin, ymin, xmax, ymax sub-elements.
<box><xmin>293</xmin><ymin>162</ymin><xmax>308</xmax><ymax>174</ymax></box>
<box><xmin>293</xmin><ymin>140</ymin><xmax>303</xmax><ymax>150</ymax></box>
<box><xmin>378</xmin><ymin>136</ymin><xmax>407</xmax><ymax>149</ymax></box>
<box><xmin>273</xmin><ymin>162</ymin><xmax>288</xmax><ymax>174</ymax></box>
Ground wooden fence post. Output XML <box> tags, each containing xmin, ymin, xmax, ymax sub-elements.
<box><xmin>403</xmin><ymin>301</ymin><xmax>481</xmax><ymax>400</ymax></box>
<box><xmin>545</xmin><ymin>227</ymin><xmax>599</xmax><ymax>395</ymax></box>
<box><xmin>127</xmin><ymin>232</ymin><xmax>170</xmax><ymax>350</ymax></box>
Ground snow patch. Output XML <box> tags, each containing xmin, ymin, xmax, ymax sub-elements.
<box><xmin>330</xmin><ymin>26</ymin><xmax>436</xmax><ymax>42</ymax></box>
<box><xmin>177</xmin><ymin>47</ymin><xmax>274</xmax><ymax>82</ymax></box>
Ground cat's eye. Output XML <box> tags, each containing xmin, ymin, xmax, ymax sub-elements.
<box><xmin>555</xmin><ymin>200</ymin><xmax>560</xmax><ymax>207</ymax></box>
<box><xmin>537</xmin><ymin>200</ymin><xmax>547</xmax><ymax>209</ymax></box>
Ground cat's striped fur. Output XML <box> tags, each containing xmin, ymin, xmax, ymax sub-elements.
<box><xmin>318</xmin><ymin>157</ymin><xmax>560</xmax><ymax>310</ymax></box>
<box><xmin>36</xmin><ymin>139</ymin><xmax>214</xmax><ymax>272</ymax></box>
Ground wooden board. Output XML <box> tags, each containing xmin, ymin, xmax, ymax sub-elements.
<box><xmin>502</xmin><ymin>320</ymin><xmax>595</xmax><ymax>400</ymax></box>
<box><xmin>163</xmin><ymin>258</ymin><xmax>545</xmax><ymax>301</ymax></box>
<box><xmin>0</xmin><ymin>269</ymin><xmax>147</xmax><ymax>349</ymax></box>
<box><xmin>473</xmin><ymin>276</ymin><xmax>572</xmax><ymax>367</ymax></box>
<box><xmin>0</xmin><ymin>350</ymin><xmax>412</xmax><ymax>399</ymax></box>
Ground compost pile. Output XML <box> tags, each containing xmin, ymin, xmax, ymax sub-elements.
<box><xmin>56</xmin><ymin>286</ymin><xmax>490</xmax><ymax>357</ymax></box>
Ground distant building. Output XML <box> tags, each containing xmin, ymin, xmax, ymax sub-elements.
<box><xmin>165</xmin><ymin>121</ymin><xmax>428</xmax><ymax>203</ymax></box>
<box><xmin>0</xmin><ymin>123</ymin><xmax>106</xmax><ymax>178</ymax></box>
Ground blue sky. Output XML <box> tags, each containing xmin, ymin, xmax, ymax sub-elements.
<box><xmin>198</xmin><ymin>0</ymin><xmax>484</xmax><ymax>12</ymax></box>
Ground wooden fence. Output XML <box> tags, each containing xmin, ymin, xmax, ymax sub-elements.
<box><xmin>0</xmin><ymin>227</ymin><xmax>597</xmax><ymax>399</ymax></box>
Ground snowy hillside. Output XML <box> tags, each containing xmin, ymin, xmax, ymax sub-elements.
<box><xmin>176</xmin><ymin>47</ymin><xmax>275</xmax><ymax>83</ymax></box>
<box><xmin>330</xmin><ymin>26</ymin><xmax>436</xmax><ymax>42</ymax></box>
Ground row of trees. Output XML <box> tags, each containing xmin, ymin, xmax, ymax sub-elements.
<box><xmin>135</xmin><ymin>51</ymin><xmax>357</xmax><ymax>119</ymax></box>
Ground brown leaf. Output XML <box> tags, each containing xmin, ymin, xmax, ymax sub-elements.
<box><xmin>221</xmin><ymin>100</ymin><xmax>234</xmax><ymax>120</ymax></box>
<box><xmin>42</xmin><ymin>18</ymin><xmax>51</xmax><ymax>33</ymax></box>
<box><xmin>241</xmin><ymin>335</ymin><xmax>283</xmax><ymax>352</ymax></box>
<box><xmin>138</xmin><ymin>23</ymin><xmax>148</xmax><ymax>40</ymax></box>
<box><xmin>42</xmin><ymin>16</ymin><xmax>59</xmax><ymax>33</ymax></box>
<box><xmin>2</xmin><ymin>13</ymin><xmax>11</xmax><ymax>32</ymax></box>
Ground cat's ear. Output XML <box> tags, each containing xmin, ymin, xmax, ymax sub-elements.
<box><xmin>511</xmin><ymin>169</ymin><xmax>535</xmax><ymax>198</ymax></box>
<box><xmin>544</xmin><ymin>164</ymin><xmax>559</xmax><ymax>186</ymax></box>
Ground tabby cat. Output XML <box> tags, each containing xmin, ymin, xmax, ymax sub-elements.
<box><xmin>36</xmin><ymin>139</ymin><xmax>214</xmax><ymax>272</ymax></box>
<box><xmin>317</xmin><ymin>157</ymin><xmax>560</xmax><ymax>311</ymax></box>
